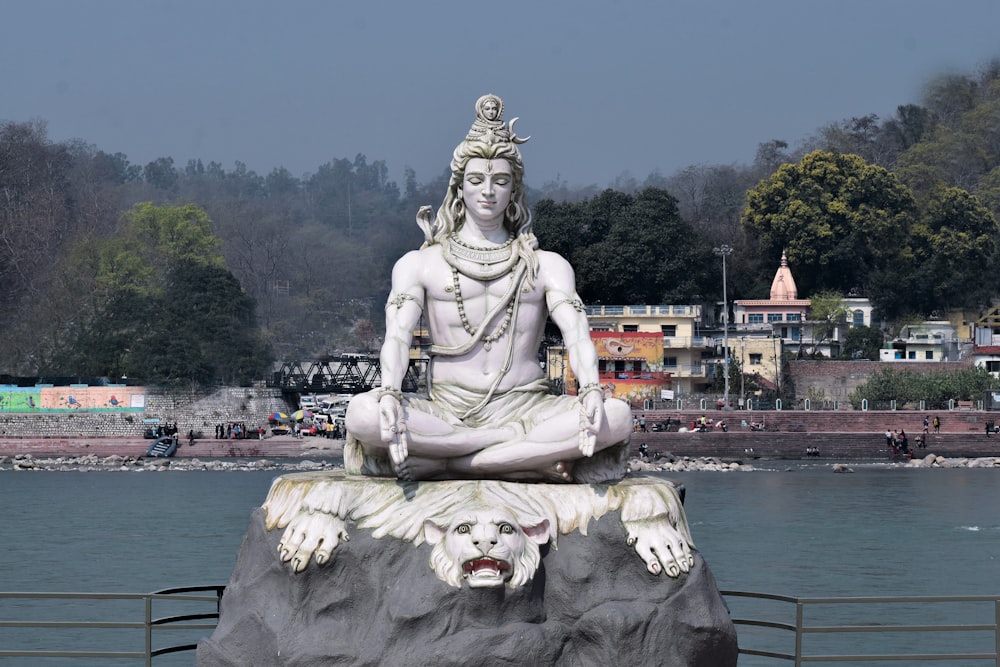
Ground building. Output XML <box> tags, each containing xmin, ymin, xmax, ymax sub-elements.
<box><xmin>584</xmin><ymin>304</ymin><xmax>711</xmax><ymax>398</ymax></box>
<box><xmin>733</xmin><ymin>252</ymin><xmax>810</xmax><ymax>353</ymax></box>
<box><xmin>881</xmin><ymin>322</ymin><xmax>960</xmax><ymax>362</ymax></box>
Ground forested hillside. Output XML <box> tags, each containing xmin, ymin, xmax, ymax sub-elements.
<box><xmin>2</xmin><ymin>62</ymin><xmax>999</xmax><ymax>382</ymax></box>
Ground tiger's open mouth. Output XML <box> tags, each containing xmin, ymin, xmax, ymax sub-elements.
<box><xmin>462</xmin><ymin>557</ymin><xmax>511</xmax><ymax>587</ymax></box>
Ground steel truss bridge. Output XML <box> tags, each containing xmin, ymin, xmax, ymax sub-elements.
<box><xmin>267</xmin><ymin>355</ymin><xmax>426</xmax><ymax>396</ymax></box>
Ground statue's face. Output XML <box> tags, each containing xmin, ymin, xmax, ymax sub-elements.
<box><xmin>461</xmin><ymin>158</ymin><xmax>513</xmax><ymax>228</ymax></box>
<box><xmin>482</xmin><ymin>99</ymin><xmax>500</xmax><ymax>121</ymax></box>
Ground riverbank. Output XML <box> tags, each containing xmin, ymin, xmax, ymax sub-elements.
<box><xmin>0</xmin><ymin>433</ymin><xmax>343</xmax><ymax>459</ymax></box>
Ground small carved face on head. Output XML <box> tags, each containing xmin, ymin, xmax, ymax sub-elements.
<box><xmin>424</xmin><ymin>508</ymin><xmax>550</xmax><ymax>588</ymax></box>
<box><xmin>477</xmin><ymin>94</ymin><xmax>503</xmax><ymax>122</ymax></box>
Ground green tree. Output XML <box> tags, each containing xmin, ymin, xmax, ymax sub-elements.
<box><xmin>909</xmin><ymin>186</ymin><xmax>999</xmax><ymax>312</ymax></box>
<box><xmin>742</xmin><ymin>150</ymin><xmax>918</xmax><ymax>312</ymax></box>
<box><xmin>534</xmin><ymin>188</ymin><xmax>713</xmax><ymax>305</ymax></box>
<box><xmin>806</xmin><ymin>290</ymin><xmax>850</xmax><ymax>356</ymax></box>
<box><xmin>849</xmin><ymin>366</ymin><xmax>1000</xmax><ymax>409</ymax></box>
<box><xmin>839</xmin><ymin>325</ymin><xmax>884</xmax><ymax>360</ymax></box>
<box><xmin>53</xmin><ymin>203</ymin><xmax>271</xmax><ymax>384</ymax></box>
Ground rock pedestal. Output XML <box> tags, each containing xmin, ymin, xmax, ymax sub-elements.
<box><xmin>196</xmin><ymin>473</ymin><xmax>737</xmax><ymax>666</ymax></box>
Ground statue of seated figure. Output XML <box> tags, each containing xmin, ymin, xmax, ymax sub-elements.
<box><xmin>346</xmin><ymin>94</ymin><xmax>632</xmax><ymax>483</ymax></box>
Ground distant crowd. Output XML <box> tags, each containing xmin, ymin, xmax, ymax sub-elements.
<box><xmin>215</xmin><ymin>422</ymin><xmax>264</xmax><ymax>440</ymax></box>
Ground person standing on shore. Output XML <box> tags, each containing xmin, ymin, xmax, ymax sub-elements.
<box><xmin>933</xmin><ymin>415</ymin><xmax>940</xmax><ymax>433</ymax></box>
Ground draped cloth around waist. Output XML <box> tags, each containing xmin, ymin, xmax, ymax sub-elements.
<box><xmin>406</xmin><ymin>379</ymin><xmax>577</xmax><ymax>431</ymax></box>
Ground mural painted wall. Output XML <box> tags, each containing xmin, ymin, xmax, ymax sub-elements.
<box><xmin>591</xmin><ymin>331</ymin><xmax>663</xmax><ymax>363</ymax></box>
<box><xmin>566</xmin><ymin>332</ymin><xmax>670</xmax><ymax>407</ymax></box>
<box><xmin>0</xmin><ymin>385</ymin><xmax>146</xmax><ymax>413</ymax></box>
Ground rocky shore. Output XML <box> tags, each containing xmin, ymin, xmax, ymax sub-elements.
<box><xmin>0</xmin><ymin>453</ymin><xmax>342</xmax><ymax>473</ymax></box>
<box><xmin>6</xmin><ymin>450</ymin><xmax>997</xmax><ymax>473</ymax></box>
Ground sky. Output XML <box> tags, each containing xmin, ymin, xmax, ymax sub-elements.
<box><xmin>2</xmin><ymin>0</ymin><xmax>999</xmax><ymax>190</ymax></box>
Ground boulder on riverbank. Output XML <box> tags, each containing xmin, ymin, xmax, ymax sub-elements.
<box><xmin>628</xmin><ymin>455</ymin><xmax>755</xmax><ymax>472</ymax></box>
<box><xmin>907</xmin><ymin>453</ymin><xmax>1000</xmax><ymax>468</ymax></box>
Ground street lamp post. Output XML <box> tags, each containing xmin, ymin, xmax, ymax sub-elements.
<box><xmin>713</xmin><ymin>244</ymin><xmax>733</xmax><ymax>410</ymax></box>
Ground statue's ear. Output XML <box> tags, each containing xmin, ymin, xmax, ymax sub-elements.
<box><xmin>520</xmin><ymin>519</ymin><xmax>551</xmax><ymax>545</ymax></box>
<box><xmin>423</xmin><ymin>519</ymin><xmax>447</xmax><ymax>545</ymax></box>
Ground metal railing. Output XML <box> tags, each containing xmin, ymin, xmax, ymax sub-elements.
<box><xmin>3</xmin><ymin>587</ymin><xmax>998</xmax><ymax>663</ymax></box>
<box><xmin>723</xmin><ymin>590</ymin><xmax>1000</xmax><ymax>664</ymax></box>
<box><xmin>0</xmin><ymin>586</ymin><xmax>223</xmax><ymax>664</ymax></box>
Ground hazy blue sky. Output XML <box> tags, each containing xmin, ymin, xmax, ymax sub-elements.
<box><xmin>3</xmin><ymin>0</ymin><xmax>998</xmax><ymax>189</ymax></box>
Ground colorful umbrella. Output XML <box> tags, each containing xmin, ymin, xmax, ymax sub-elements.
<box><xmin>292</xmin><ymin>409</ymin><xmax>314</xmax><ymax>421</ymax></box>
<box><xmin>269</xmin><ymin>412</ymin><xmax>288</xmax><ymax>421</ymax></box>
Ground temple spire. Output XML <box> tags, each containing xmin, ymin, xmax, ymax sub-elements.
<box><xmin>769</xmin><ymin>251</ymin><xmax>798</xmax><ymax>301</ymax></box>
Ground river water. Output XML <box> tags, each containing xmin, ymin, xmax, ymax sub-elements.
<box><xmin>2</xmin><ymin>463</ymin><xmax>999</xmax><ymax>665</ymax></box>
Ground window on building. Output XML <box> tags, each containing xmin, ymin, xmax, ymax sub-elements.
<box><xmin>623</xmin><ymin>325</ymin><xmax>638</xmax><ymax>332</ymax></box>
<box><xmin>791</xmin><ymin>327</ymin><xmax>800</xmax><ymax>341</ymax></box>
<box><xmin>663</xmin><ymin>356</ymin><xmax>677</xmax><ymax>368</ymax></box>
<box><xmin>925</xmin><ymin>351</ymin><xmax>934</xmax><ymax>360</ymax></box>
<box><xmin>786</xmin><ymin>313</ymin><xmax>801</xmax><ymax>322</ymax></box>
<box><xmin>749</xmin><ymin>353</ymin><xmax>762</xmax><ymax>365</ymax></box>
<box><xmin>748</xmin><ymin>313</ymin><xmax>764</xmax><ymax>323</ymax></box>
<box><xmin>853</xmin><ymin>310</ymin><xmax>865</xmax><ymax>326</ymax></box>
<box><xmin>661</xmin><ymin>324</ymin><xmax>677</xmax><ymax>337</ymax></box>
<box><xmin>986</xmin><ymin>361</ymin><xmax>1000</xmax><ymax>373</ymax></box>
<box><xmin>908</xmin><ymin>351</ymin><xmax>917</xmax><ymax>359</ymax></box>
<box><xmin>767</xmin><ymin>313</ymin><xmax>782</xmax><ymax>323</ymax></box>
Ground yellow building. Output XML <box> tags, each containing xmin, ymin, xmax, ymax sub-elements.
<box><xmin>546</xmin><ymin>304</ymin><xmax>712</xmax><ymax>399</ymax></box>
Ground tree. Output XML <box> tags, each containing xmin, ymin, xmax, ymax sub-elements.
<box><xmin>742</xmin><ymin>150</ymin><xmax>918</xmax><ymax>312</ymax></box>
<box><xmin>806</xmin><ymin>290</ymin><xmax>850</xmax><ymax>356</ymax></box>
<box><xmin>839</xmin><ymin>325</ymin><xmax>883</xmax><ymax>360</ymax></box>
<box><xmin>52</xmin><ymin>203</ymin><xmax>272</xmax><ymax>384</ymax></box>
<box><xmin>908</xmin><ymin>186</ymin><xmax>999</xmax><ymax>312</ymax></box>
<box><xmin>534</xmin><ymin>188</ymin><xmax>714</xmax><ymax>305</ymax></box>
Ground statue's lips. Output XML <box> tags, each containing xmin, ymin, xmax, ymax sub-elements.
<box><xmin>463</xmin><ymin>557</ymin><xmax>511</xmax><ymax>578</ymax></box>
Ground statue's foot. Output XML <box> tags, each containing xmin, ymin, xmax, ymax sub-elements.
<box><xmin>549</xmin><ymin>460</ymin><xmax>574</xmax><ymax>482</ymax></box>
<box><xmin>499</xmin><ymin>460</ymin><xmax>575</xmax><ymax>483</ymax></box>
<box><xmin>395</xmin><ymin>455</ymin><xmax>448</xmax><ymax>481</ymax></box>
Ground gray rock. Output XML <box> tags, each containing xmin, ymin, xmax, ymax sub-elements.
<box><xmin>198</xmin><ymin>508</ymin><xmax>737</xmax><ymax>667</ymax></box>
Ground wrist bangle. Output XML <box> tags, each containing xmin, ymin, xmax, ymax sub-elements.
<box><xmin>376</xmin><ymin>387</ymin><xmax>403</xmax><ymax>402</ymax></box>
<box><xmin>577</xmin><ymin>383</ymin><xmax>604</xmax><ymax>402</ymax></box>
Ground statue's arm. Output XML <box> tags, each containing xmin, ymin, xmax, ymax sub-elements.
<box><xmin>381</xmin><ymin>251</ymin><xmax>425</xmax><ymax>390</ymax></box>
<box><xmin>379</xmin><ymin>252</ymin><xmax>425</xmax><ymax>464</ymax></box>
<box><xmin>542</xmin><ymin>252</ymin><xmax>604</xmax><ymax>456</ymax></box>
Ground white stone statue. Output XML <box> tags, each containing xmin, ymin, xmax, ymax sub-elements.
<box><xmin>264</xmin><ymin>472</ymin><xmax>695</xmax><ymax>587</ymax></box>
<box><xmin>345</xmin><ymin>93</ymin><xmax>632</xmax><ymax>483</ymax></box>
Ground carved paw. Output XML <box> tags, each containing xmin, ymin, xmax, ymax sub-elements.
<box><xmin>623</xmin><ymin>517</ymin><xmax>694</xmax><ymax>578</ymax></box>
<box><xmin>278</xmin><ymin>512</ymin><xmax>349</xmax><ymax>573</ymax></box>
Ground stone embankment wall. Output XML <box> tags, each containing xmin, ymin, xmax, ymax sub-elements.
<box><xmin>0</xmin><ymin>386</ymin><xmax>295</xmax><ymax>438</ymax></box>
<box><xmin>639</xmin><ymin>409</ymin><xmax>995</xmax><ymax>435</ymax></box>
<box><xmin>628</xmin><ymin>408</ymin><xmax>1000</xmax><ymax>461</ymax></box>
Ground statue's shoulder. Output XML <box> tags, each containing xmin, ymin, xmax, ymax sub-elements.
<box><xmin>535</xmin><ymin>249</ymin><xmax>575</xmax><ymax>276</ymax></box>
<box><xmin>397</xmin><ymin>245</ymin><xmax>443</xmax><ymax>267</ymax></box>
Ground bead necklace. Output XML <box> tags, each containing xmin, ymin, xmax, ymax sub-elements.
<box><xmin>443</xmin><ymin>233</ymin><xmax>519</xmax><ymax>281</ymax></box>
<box><xmin>450</xmin><ymin>267</ymin><xmax>515</xmax><ymax>351</ymax></box>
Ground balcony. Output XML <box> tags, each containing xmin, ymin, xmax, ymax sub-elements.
<box><xmin>585</xmin><ymin>304</ymin><xmax>700</xmax><ymax>318</ymax></box>
<box><xmin>663</xmin><ymin>336</ymin><xmax>714</xmax><ymax>349</ymax></box>
<box><xmin>659</xmin><ymin>364</ymin><xmax>706</xmax><ymax>379</ymax></box>
<box><xmin>600</xmin><ymin>371</ymin><xmax>672</xmax><ymax>382</ymax></box>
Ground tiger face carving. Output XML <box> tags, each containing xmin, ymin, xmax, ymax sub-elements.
<box><xmin>424</xmin><ymin>509</ymin><xmax>551</xmax><ymax>588</ymax></box>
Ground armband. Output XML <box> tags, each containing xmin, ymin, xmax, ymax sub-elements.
<box><xmin>577</xmin><ymin>383</ymin><xmax>604</xmax><ymax>403</ymax></box>
<box><xmin>386</xmin><ymin>292</ymin><xmax>419</xmax><ymax>311</ymax></box>
<box><xmin>376</xmin><ymin>387</ymin><xmax>404</xmax><ymax>402</ymax></box>
<box><xmin>550</xmin><ymin>296</ymin><xmax>586</xmax><ymax>313</ymax></box>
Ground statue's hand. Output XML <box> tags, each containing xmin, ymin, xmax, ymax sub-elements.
<box><xmin>577</xmin><ymin>392</ymin><xmax>604</xmax><ymax>457</ymax></box>
<box><xmin>278</xmin><ymin>512</ymin><xmax>349</xmax><ymax>573</ymax></box>
<box><xmin>378</xmin><ymin>394</ymin><xmax>408</xmax><ymax>467</ymax></box>
<box><xmin>623</xmin><ymin>517</ymin><xmax>694</xmax><ymax>578</ymax></box>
